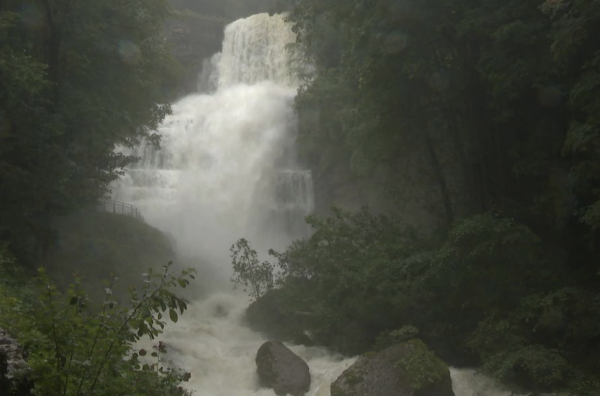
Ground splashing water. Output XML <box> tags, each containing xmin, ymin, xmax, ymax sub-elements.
<box><xmin>138</xmin><ymin>294</ymin><xmax>356</xmax><ymax>396</ymax></box>
<box><xmin>115</xmin><ymin>13</ymin><xmax>519</xmax><ymax>396</ymax></box>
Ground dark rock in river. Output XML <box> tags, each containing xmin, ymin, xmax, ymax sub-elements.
<box><xmin>256</xmin><ymin>341</ymin><xmax>311</xmax><ymax>396</ymax></box>
<box><xmin>0</xmin><ymin>329</ymin><xmax>33</xmax><ymax>396</ymax></box>
<box><xmin>331</xmin><ymin>339</ymin><xmax>454</xmax><ymax>396</ymax></box>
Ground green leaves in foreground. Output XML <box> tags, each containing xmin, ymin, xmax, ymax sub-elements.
<box><xmin>0</xmin><ymin>261</ymin><xmax>195</xmax><ymax>396</ymax></box>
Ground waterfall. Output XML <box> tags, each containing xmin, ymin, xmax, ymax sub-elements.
<box><xmin>114</xmin><ymin>13</ymin><xmax>519</xmax><ymax>396</ymax></box>
<box><xmin>114</xmin><ymin>13</ymin><xmax>312</xmax><ymax>278</ymax></box>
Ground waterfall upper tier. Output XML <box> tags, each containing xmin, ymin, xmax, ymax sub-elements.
<box><xmin>213</xmin><ymin>13</ymin><xmax>300</xmax><ymax>89</ymax></box>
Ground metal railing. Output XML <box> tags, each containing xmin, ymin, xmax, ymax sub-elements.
<box><xmin>97</xmin><ymin>199</ymin><xmax>145</xmax><ymax>222</ymax></box>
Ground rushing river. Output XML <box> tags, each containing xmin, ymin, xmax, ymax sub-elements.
<box><xmin>114</xmin><ymin>13</ymin><xmax>519</xmax><ymax>396</ymax></box>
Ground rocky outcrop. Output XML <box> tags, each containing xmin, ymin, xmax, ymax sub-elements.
<box><xmin>0</xmin><ymin>329</ymin><xmax>32</xmax><ymax>396</ymax></box>
<box><xmin>164</xmin><ymin>14</ymin><xmax>225</xmax><ymax>94</ymax></box>
<box><xmin>164</xmin><ymin>0</ymin><xmax>277</xmax><ymax>95</ymax></box>
<box><xmin>331</xmin><ymin>340</ymin><xmax>454</xmax><ymax>396</ymax></box>
<box><xmin>256</xmin><ymin>341</ymin><xmax>311</xmax><ymax>396</ymax></box>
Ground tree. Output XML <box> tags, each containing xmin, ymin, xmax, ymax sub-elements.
<box><xmin>0</xmin><ymin>260</ymin><xmax>196</xmax><ymax>396</ymax></box>
<box><xmin>0</xmin><ymin>0</ymin><xmax>181</xmax><ymax>261</ymax></box>
<box><xmin>242</xmin><ymin>0</ymin><xmax>600</xmax><ymax>392</ymax></box>
<box><xmin>230</xmin><ymin>238</ymin><xmax>274</xmax><ymax>301</ymax></box>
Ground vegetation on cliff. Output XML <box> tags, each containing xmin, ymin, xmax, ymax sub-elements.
<box><xmin>45</xmin><ymin>212</ymin><xmax>177</xmax><ymax>303</ymax></box>
<box><xmin>0</xmin><ymin>0</ymin><xmax>180</xmax><ymax>263</ymax></box>
<box><xmin>241</xmin><ymin>209</ymin><xmax>599</xmax><ymax>394</ymax></box>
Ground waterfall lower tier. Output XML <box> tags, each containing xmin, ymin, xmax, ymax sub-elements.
<box><xmin>113</xmin><ymin>81</ymin><xmax>312</xmax><ymax>282</ymax></box>
<box><xmin>137</xmin><ymin>295</ymin><xmax>524</xmax><ymax>396</ymax></box>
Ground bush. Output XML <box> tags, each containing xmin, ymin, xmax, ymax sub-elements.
<box><xmin>230</xmin><ymin>238</ymin><xmax>274</xmax><ymax>301</ymax></box>
<box><xmin>0</xmin><ymin>260</ymin><xmax>195</xmax><ymax>396</ymax></box>
<box><xmin>395</xmin><ymin>340</ymin><xmax>447</xmax><ymax>390</ymax></box>
<box><xmin>374</xmin><ymin>326</ymin><xmax>420</xmax><ymax>351</ymax></box>
<box><xmin>237</xmin><ymin>208</ymin><xmax>600</xmax><ymax>394</ymax></box>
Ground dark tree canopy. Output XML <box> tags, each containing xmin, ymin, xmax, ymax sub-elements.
<box><xmin>241</xmin><ymin>1</ymin><xmax>600</xmax><ymax>395</ymax></box>
<box><xmin>0</xmin><ymin>0</ymin><xmax>180</xmax><ymax>260</ymax></box>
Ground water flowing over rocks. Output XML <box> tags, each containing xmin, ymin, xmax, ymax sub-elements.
<box><xmin>331</xmin><ymin>340</ymin><xmax>454</xmax><ymax>396</ymax></box>
<box><xmin>256</xmin><ymin>341</ymin><xmax>311</xmax><ymax>396</ymax></box>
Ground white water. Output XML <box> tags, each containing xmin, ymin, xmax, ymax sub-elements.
<box><xmin>114</xmin><ymin>13</ymin><xmax>312</xmax><ymax>283</ymax></box>
<box><xmin>115</xmin><ymin>12</ymin><xmax>519</xmax><ymax>396</ymax></box>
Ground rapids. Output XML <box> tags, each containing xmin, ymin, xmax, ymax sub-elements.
<box><xmin>115</xmin><ymin>12</ymin><xmax>522</xmax><ymax>396</ymax></box>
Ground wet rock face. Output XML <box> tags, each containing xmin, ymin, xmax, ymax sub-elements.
<box><xmin>0</xmin><ymin>329</ymin><xmax>33</xmax><ymax>396</ymax></box>
<box><xmin>255</xmin><ymin>341</ymin><xmax>311</xmax><ymax>396</ymax></box>
<box><xmin>331</xmin><ymin>340</ymin><xmax>455</xmax><ymax>396</ymax></box>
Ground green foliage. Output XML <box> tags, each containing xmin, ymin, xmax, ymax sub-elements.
<box><xmin>374</xmin><ymin>326</ymin><xmax>420</xmax><ymax>351</ymax></box>
<box><xmin>230</xmin><ymin>238</ymin><xmax>274</xmax><ymax>301</ymax></box>
<box><xmin>287</xmin><ymin>0</ymin><xmax>600</xmax><ymax>231</ymax></box>
<box><xmin>0</xmin><ymin>261</ymin><xmax>195</xmax><ymax>396</ymax></box>
<box><xmin>428</xmin><ymin>214</ymin><xmax>545</xmax><ymax>323</ymax></box>
<box><xmin>482</xmin><ymin>345</ymin><xmax>569</xmax><ymax>390</ymax></box>
<box><xmin>273</xmin><ymin>0</ymin><xmax>600</xmax><ymax>392</ymax></box>
<box><xmin>0</xmin><ymin>0</ymin><xmax>181</xmax><ymax>261</ymax></box>
<box><xmin>395</xmin><ymin>340</ymin><xmax>446</xmax><ymax>390</ymax></box>
<box><xmin>245</xmin><ymin>208</ymin><xmax>424</xmax><ymax>353</ymax></box>
<box><xmin>0</xmin><ymin>245</ymin><xmax>38</xmax><ymax>308</ymax></box>
<box><xmin>547</xmin><ymin>0</ymin><xmax>600</xmax><ymax>231</ymax></box>
<box><xmin>243</xmin><ymin>208</ymin><xmax>600</xmax><ymax>394</ymax></box>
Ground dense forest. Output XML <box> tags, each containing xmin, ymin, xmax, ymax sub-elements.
<box><xmin>0</xmin><ymin>0</ymin><xmax>180</xmax><ymax>261</ymax></box>
<box><xmin>239</xmin><ymin>0</ymin><xmax>600</xmax><ymax>395</ymax></box>
<box><xmin>2</xmin><ymin>0</ymin><xmax>600</xmax><ymax>395</ymax></box>
<box><xmin>0</xmin><ymin>0</ymin><xmax>199</xmax><ymax>394</ymax></box>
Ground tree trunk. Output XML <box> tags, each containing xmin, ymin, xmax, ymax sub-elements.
<box><xmin>423</xmin><ymin>127</ymin><xmax>454</xmax><ymax>226</ymax></box>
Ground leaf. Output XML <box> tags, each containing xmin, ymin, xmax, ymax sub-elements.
<box><xmin>169</xmin><ymin>309</ymin><xmax>178</xmax><ymax>323</ymax></box>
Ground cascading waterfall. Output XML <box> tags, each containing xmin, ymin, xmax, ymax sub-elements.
<box><xmin>114</xmin><ymin>13</ymin><xmax>521</xmax><ymax>396</ymax></box>
<box><xmin>114</xmin><ymin>13</ymin><xmax>312</xmax><ymax>277</ymax></box>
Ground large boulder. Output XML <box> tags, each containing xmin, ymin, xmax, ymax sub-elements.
<box><xmin>255</xmin><ymin>341</ymin><xmax>311</xmax><ymax>396</ymax></box>
<box><xmin>0</xmin><ymin>329</ymin><xmax>32</xmax><ymax>396</ymax></box>
<box><xmin>331</xmin><ymin>340</ymin><xmax>455</xmax><ymax>396</ymax></box>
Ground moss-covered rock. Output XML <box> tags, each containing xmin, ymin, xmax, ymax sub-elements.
<box><xmin>331</xmin><ymin>340</ymin><xmax>454</xmax><ymax>396</ymax></box>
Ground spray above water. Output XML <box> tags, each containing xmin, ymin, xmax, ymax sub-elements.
<box><xmin>115</xmin><ymin>13</ymin><xmax>520</xmax><ymax>396</ymax></box>
<box><xmin>115</xmin><ymin>13</ymin><xmax>313</xmax><ymax>283</ymax></box>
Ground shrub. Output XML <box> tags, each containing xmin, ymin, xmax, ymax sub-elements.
<box><xmin>230</xmin><ymin>238</ymin><xmax>274</xmax><ymax>301</ymax></box>
<box><xmin>0</xmin><ymin>261</ymin><xmax>195</xmax><ymax>396</ymax></box>
<box><xmin>395</xmin><ymin>340</ymin><xmax>447</xmax><ymax>390</ymax></box>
